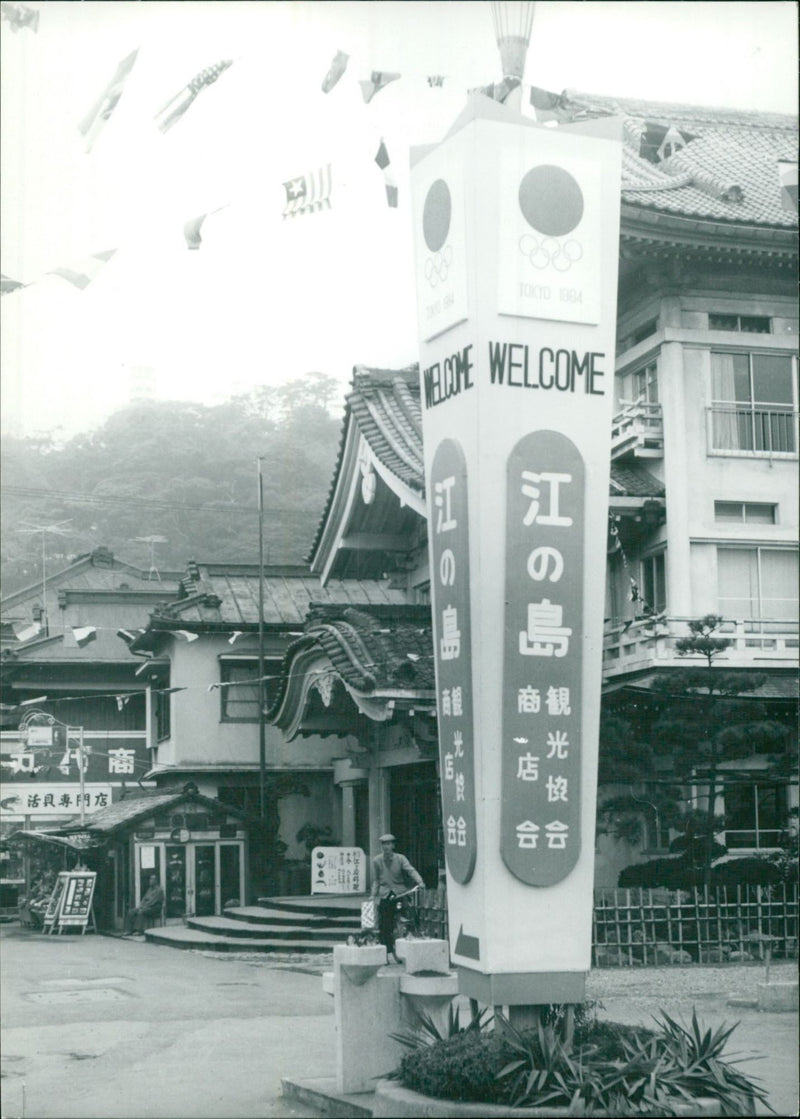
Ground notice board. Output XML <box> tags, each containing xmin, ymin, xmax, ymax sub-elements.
<box><xmin>45</xmin><ymin>871</ymin><xmax>97</xmax><ymax>934</ymax></box>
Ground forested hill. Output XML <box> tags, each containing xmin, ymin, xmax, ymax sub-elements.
<box><xmin>1</xmin><ymin>374</ymin><xmax>343</xmax><ymax>595</ymax></box>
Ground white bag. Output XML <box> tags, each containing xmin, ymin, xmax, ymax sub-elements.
<box><xmin>360</xmin><ymin>900</ymin><xmax>376</xmax><ymax>929</ymax></box>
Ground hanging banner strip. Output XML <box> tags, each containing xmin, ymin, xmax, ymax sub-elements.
<box><xmin>429</xmin><ymin>437</ymin><xmax>477</xmax><ymax>885</ymax></box>
<box><xmin>501</xmin><ymin>429</ymin><xmax>585</xmax><ymax>886</ymax></box>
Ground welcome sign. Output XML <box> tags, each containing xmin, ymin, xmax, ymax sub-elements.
<box><xmin>412</xmin><ymin>100</ymin><xmax>621</xmax><ymax>1006</ymax></box>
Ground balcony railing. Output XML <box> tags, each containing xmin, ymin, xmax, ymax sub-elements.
<box><xmin>610</xmin><ymin>400</ymin><xmax>664</xmax><ymax>459</ymax></box>
<box><xmin>603</xmin><ymin>615</ymin><xmax>799</xmax><ymax>677</ymax></box>
<box><xmin>707</xmin><ymin>406</ymin><xmax>798</xmax><ymax>456</ymax></box>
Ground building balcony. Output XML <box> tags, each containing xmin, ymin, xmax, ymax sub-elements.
<box><xmin>603</xmin><ymin>615</ymin><xmax>799</xmax><ymax>679</ymax></box>
<box><xmin>610</xmin><ymin>401</ymin><xmax>664</xmax><ymax>460</ymax></box>
<box><xmin>706</xmin><ymin>406</ymin><xmax>799</xmax><ymax>458</ymax></box>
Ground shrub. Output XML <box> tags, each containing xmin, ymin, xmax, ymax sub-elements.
<box><xmin>391</xmin><ymin>1008</ymin><xmax>772</xmax><ymax>1115</ymax></box>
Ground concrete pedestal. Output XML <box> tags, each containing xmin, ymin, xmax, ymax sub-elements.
<box><xmin>333</xmin><ymin>944</ymin><xmax>404</xmax><ymax>1094</ymax></box>
<box><xmin>757</xmin><ymin>981</ymin><xmax>799</xmax><ymax>1013</ymax></box>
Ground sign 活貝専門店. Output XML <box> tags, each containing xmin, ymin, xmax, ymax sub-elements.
<box><xmin>0</xmin><ymin>784</ymin><xmax>114</xmax><ymax>818</ymax></box>
<box><xmin>411</xmin><ymin>103</ymin><xmax>622</xmax><ymax>1005</ymax></box>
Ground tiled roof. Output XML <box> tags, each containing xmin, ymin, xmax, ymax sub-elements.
<box><xmin>55</xmin><ymin>786</ymin><xmax>250</xmax><ymax>835</ymax></box>
<box><xmin>268</xmin><ymin>603</ymin><xmax>434</xmax><ymax>715</ymax></box>
<box><xmin>311</xmin><ymin>369</ymin><xmax>666</xmax><ymax>549</ymax></box>
<box><xmin>157</xmin><ymin>563</ymin><xmax>407</xmax><ymax>627</ymax></box>
<box><xmin>609</xmin><ymin>463</ymin><xmax>665</xmax><ymax>498</ymax></box>
<box><xmin>566</xmin><ymin>91</ymin><xmax>797</xmax><ymax>229</ymax></box>
<box><xmin>304</xmin><ymin>604</ymin><xmax>434</xmax><ymax>693</ymax></box>
<box><xmin>347</xmin><ymin>365</ymin><xmax>424</xmax><ymax>493</ymax></box>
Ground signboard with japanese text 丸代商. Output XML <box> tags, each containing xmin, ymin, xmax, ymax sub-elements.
<box><xmin>311</xmin><ymin>847</ymin><xmax>366</xmax><ymax>894</ymax></box>
<box><xmin>411</xmin><ymin>100</ymin><xmax>622</xmax><ymax>1005</ymax></box>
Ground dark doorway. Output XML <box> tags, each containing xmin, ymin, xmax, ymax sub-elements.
<box><xmin>390</xmin><ymin>762</ymin><xmax>440</xmax><ymax>887</ymax></box>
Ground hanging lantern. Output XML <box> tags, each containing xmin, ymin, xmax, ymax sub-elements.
<box><xmin>490</xmin><ymin>0</ymin><xmax>536</xmax><ymax>80</ymax></box>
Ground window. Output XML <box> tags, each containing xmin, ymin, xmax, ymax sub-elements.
<box><xmin>619</xmin><ymin>361</ymin><xmax>658</xmax><ymax>406</ymax></box>
<box><xmin>709</xmin><ymin>313</ymin><xmax>771</xmax><ymax>334</ymax></box>
<box><xmin>714</xmin><ymin>501</ymin><xmax>776</xmax><ymax>524</ymax></box>
<box><xmin>710</xmin><ymin>351</ymin><xmax>796</xmax><ymax>453</ymax></box>
<box><xmin>220</xmin><ymin>658</ymin><xmax>283</xmax><ymax>721</ymax></box>
<box><xmin>724</xmin><ymin>782</ymin><xmax>787</xmax><ymax>849</ymax></box>
<box><xmin>717</xmin><ymin>547</ymin><xmax>799</xmax><ymax>623</ymax></box>
<box><xmin>640</xmin><ymin>552</ymin><xmax>666</xmax><ymax>614</ymax></box>
<box><xmin>155</xmin><ymin>690</ymin><xmax>171</xmax><ymax>741</ymax></box>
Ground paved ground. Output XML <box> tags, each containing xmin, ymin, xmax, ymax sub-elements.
<box><xmin>1</xmin><ymin>923</ymin><xmax>797</xmax><ymax>1118</ymax></box>
<box><xmin>1</xmin><ymin>925</ymin><xmax>333</xmax><ymax>1119</ymax></box>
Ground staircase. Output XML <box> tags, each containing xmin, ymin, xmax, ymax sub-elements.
<box><xmin>143</xmin><ymin>895</ymin><xmax>363</xmax><ymax>953</ymax></box>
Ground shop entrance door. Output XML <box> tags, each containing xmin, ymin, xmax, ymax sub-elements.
<box><xmin>390</xmin><ymin>762</ymin><xmax>441</xmax><ymax>887</ymax></box>
<box><xmin>140</xmin><ymin>841</ymin><xmax>245</xmax><ymax>920</ymax></box>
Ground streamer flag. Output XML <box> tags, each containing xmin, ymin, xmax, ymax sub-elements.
<box><xmin>778</xmin><ymin>160</ymin><xmax>798</xmax><ymax>211</ymax></box>
<box><xmin>79</xmin><ymin>49</ymin><xmax>139</xmax><ymax>151</ymax></box>
<box><xmin>375</xmin><ymin>140</ymin><xmax>398</xmax><ymax>208</ymax></box>
<box><xmin>1</xmin><ymin>274</ymin><xmax>26</xmax><ymax>296</ymax></box>
<box><xmin>1</xmin><ymin>1</ymin><xmax>39</xmax><ymax>32</ymax></box>
<box><xmin>49</xmin><ymin>249</ymin><xmax>117</xmax><ymax>289</ymax></box>
<box><xmin>321</xmin><ymin>49</ymin><xmax>348</xmax><ymax>93</ymax></box>
<box><xmin>72</xmin><ymin>626</ymin><xmax>98</xmax><ymax>648</ymax></box>
<box><xmin>184</xmin><ymin>214</ymin><xmax>207</xmax><ymax>250</ymax></box>
<box><xmin>14</xmin><ymin>621</ymin><xmax>42</xmax><ymax>642</ymax></box>
<box><xmin>156</xmin><ymin>59</ymin><xmax>233</xmax><ymax>133</ymax></box>
<box><xmin>639</xmin><ymin>121</ymin><xmax>697</xmax><ymax>164</ymax></box>
<box><xmin>282</xmin><ymin>165</ymin><xmax>333</xmax><ymax>218</ymax></box>
<box><xmin>360</xmin><ymin>70</ymin><xmax>401</xmax><ymax>104</ymax></box>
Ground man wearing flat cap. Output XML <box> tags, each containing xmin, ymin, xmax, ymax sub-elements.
<box><xmin>370</xmin><ymin>833</ymin><xmax>424</xmax><ymax>960</ymax></box>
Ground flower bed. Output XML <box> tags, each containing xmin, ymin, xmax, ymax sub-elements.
<box><xmin>385</xmin><ymin>1007</ymin><xmax>764</xmax><ymax>1116</ymax></box>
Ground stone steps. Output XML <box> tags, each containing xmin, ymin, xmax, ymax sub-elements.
<box><xmin>144</xmin><ymin>895</ymin><xmax>365</xmax><ymax>953</ymax></box>
<box><xmin>143</xmin><ymin>925</ymin><xmax>343</xmax><ymax>953</ymax></box>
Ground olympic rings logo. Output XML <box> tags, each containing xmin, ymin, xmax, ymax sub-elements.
<box><xmin>519</xmin><ymin>234</ymin><xmax>583</xmax><ymax>272</ymax></box>
<box><xmin>424</xmin><ymin>244</ymin><xmax>453</xmax><ymax>287</ymax></box>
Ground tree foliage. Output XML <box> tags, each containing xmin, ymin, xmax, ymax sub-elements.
<box><xmin>1</xmin><ymin>376</ymin><xmax>343</xmax><ymax>593</ymax></box>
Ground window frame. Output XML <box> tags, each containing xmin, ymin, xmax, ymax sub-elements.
<box><xmin>708</xmin><ymin>312</ymin><xmax>771</xmax><ymax>334</ymax></box>
<box><xmin>723</xmin><ymin>780</ymin><xmax>788</xmax><ymax>851</ymax></box>
<box><xmin>639</xmin><ymin>551</ymin><xmax>666</xmax><ymax>615</ymax></box>
<box><xmin>716</xmin><ymin>545</ymin><xmax>799</xmax><ymax>626</ymax></box>
<box><xmin>714</xmin><ymin>501</ymin><xmax>777</xmax><ymax>525</ymax></box>
<box><xmin>708</xmin><ymin>349</ymin><xmax>798</xmax><ymax>457</ymax></box>
<box><xmin>219</xmin><ymin>656</ymin><xmax>283</xmax><ymax>723</ymax></box>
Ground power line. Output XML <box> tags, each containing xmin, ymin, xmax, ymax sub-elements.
<box><xmin>1</xmin><ymin>485</ymin><xmax>315</xmax><ymax>518</ymax></box>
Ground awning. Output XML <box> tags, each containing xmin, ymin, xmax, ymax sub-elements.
<box><xmin>6</xmin><ymin>829</ymin><xmax>105</xmax><ymax>851</ymax></box>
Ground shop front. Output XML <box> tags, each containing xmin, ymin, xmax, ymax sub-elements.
<box><xmin>47</xmin><ymin>783</ymin><xmax>255</xmax><ymax>930</ymax></box>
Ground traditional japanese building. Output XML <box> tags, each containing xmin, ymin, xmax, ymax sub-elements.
<box><xmin>0</xmin><ymin>548</ymin><xmax>181</xmax><ymax>831</ymax></box>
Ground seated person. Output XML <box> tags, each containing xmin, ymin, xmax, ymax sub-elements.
<box><xmin>123</xmin><ymin>874</ymin><xmax>164</xmax><ymax>935</ymax></box>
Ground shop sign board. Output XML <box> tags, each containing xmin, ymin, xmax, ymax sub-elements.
<box><xmin>44</xmin><ymin>871</ymin><xmax>97</xmax><ymax>934</ymax></box>
<box><xmin>311</xmin><ymin>846</ymin><xmax>366</xmax><ymax>894</ymax></box>
<box><xmin>429</xmin><ymin>438</ymin><xmax>477</xmax><ymax>884</ymax></box>
<box><xmin>0</xmin><ymin>783</ymin><xmax>113</xmax><ymax>818</ymax></box>
<box><xmin>411</xmin><ymin>102</ymin><xmax>621</xmax><ymax>1002</ymax></box>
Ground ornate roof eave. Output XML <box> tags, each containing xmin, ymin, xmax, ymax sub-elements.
<box><xmin>267</xmin><ymin>637</ymin><xmax>435</xmax><ymax>742</ymax></box>
<box><xmin>310</xmin><ymin>420</ymin><xmax>424</xmax><ymax>585</ymax></box>
<box><xmin>620</xmin><ymin>203</ymin><xmax>798</xmax><ymax>266</ymax></box>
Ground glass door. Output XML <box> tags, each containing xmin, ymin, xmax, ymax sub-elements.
<box><xmin>192</xmin><ymin>845</ymin><xmax>216</xmax><ymax>917</ymax></box>
<box><xmin>165</xmin><ymin>846</ymin><xmax>187</xmax><ymax>919</ymax></box>
<box><xmin>219</xmin><ymin>843</ymin><xmax>244</xmax><ymax>909</ymax></box>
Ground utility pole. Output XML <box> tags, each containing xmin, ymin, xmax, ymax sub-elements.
<box><xmin>257</xmin><ymin>458</ymin><xmax>267</xmax><ymax>820</ymax></box>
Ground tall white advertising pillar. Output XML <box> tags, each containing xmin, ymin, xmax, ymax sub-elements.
<box><xmin>411</xmin><ymin>98</ymin><xmax>622</xmax><ymax>1006</ymax></box>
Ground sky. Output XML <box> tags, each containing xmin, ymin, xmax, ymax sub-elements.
<box><xmin>1</xmin><ymin>0</ymin><xmax>797</xmax><ymax>439</ymax></box>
